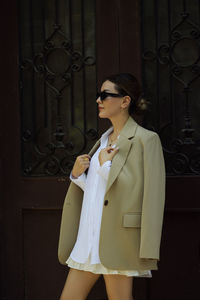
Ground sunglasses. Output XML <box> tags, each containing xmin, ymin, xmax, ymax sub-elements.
<box><xmin>96</xmin><ymin>91</ymin><xmax>124</xmax><ymax>101</ymax></box>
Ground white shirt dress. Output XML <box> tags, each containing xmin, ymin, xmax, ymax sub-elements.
<box><xmin>66</xmin><ymin>126</ymin><xmax>152</xmax><ymax>277</ymax></box>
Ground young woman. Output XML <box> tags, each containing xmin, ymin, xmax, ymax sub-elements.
<box><xmin>58</xmin><ymin>73</ymin><xmax>166</xmax><ymax>300</ymax></box>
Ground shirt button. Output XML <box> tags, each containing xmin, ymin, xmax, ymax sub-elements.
<box><xmin>104</xmin><ymin>200</ymin><xmax>108</xmax><ymax>206</ymax></box>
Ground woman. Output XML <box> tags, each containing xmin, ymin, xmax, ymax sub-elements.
<box><xmin>58</xmin><ymin>73</ymin><xmax>166</xmax><ymax>300</ymax></box>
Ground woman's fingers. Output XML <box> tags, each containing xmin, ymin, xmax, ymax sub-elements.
<box><xmin>81</xmin><ymin>154</ymin><xmax>91</xmax><ymax>160</ymax></box>
<box><xmin>109</xmin><ymin>147</ymin><xmax>119</xmax><ymax>158</ymax></box>
<box><xmin>82</xmin><ymin>163</ymin><xmax>90</xmax><ymax>167</ymax></box>
<box><xmin>107</xmin><ymin>146</ymin><xmax>119</xmax><ymax>153</ymax></box>
<box><xmin>81</xmin><ymin>157</ymin><xmax>90</xmax><ymax>164</ymax></box>
<box><xmin>77</xmin><ymin>155</ymin><xmax>90</xmax><ymax>162</ymax></box>
<box><xmin>80</xmin><ymin>155</ymin><xmax>90</xmax><ymax>167</ymax></box>
<box><xmin>72</xmin><ymin>154</ymin><xmax>91</xmax><ymax>177</ymax></box>
<box><xmin>106</xmin><ymin>146</ymin><xmax>115</xmax><ymax>151</ymax></box>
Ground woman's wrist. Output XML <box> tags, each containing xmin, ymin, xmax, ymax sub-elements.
<box><xmin>99</xmin><ymin>159</ymin><xmax>106</xmax><ymax>166</ymax></box>
<box><xmin>99</xmin><ymin>160</ymin><xmax>112</xmax><ymax>167</ymax></box>
<box><xmin>71</xmin><ymin>171</ymin><xmax>80</xmax><ymax>178</ymax></box>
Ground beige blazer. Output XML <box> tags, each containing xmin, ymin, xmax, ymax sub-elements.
<box><xmin>58</xmin><ymin>116</ymin><xmax>166</xmax><ymax>270</ymax></box>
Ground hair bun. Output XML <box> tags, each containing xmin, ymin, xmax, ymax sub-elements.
<box><xmin>136</xmin><ymin>97</ymin><xmax>150</xmax><ymax>112</ymax></box>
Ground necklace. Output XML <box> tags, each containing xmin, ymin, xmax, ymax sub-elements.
<box><xmin>108</xmin><ymin>133</ymin><xmax>120</xmax><ymax>147</ymax></box>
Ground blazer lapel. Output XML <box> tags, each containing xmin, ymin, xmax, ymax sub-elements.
<box><xmin>105</xmin><ymin>116</ymin><xmax>139</xmax><ymax>194</ymax></box>
<box><xmin>105</xmin><ymin>136</ymin><xmax>133</xmax><ymax>194</ymax></box>
<box><xmin>87</xmin><ymin>116</ymin><xmax>139</xmax><ymax>194</ymax></box>
<box><xmin>88</xmin><ymin>139</ymin><xmax>101</xmax><ymax>157</ymax></box>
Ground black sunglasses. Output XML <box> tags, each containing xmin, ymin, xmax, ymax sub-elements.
<box><xmin>96</xmin><ymin>91</ymin><xmax>124</xmax><ymax>101</ymax></box>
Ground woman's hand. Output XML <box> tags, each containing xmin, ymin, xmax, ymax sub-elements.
<box><xmin>98</xmin><ymin>146</ymin><xmax>119</xmax><ymax>166</ymax></box>
<box><xmin>71</xmin><ymin>154</ymin><xmax>91</xmax><ymax>178</ymax></box>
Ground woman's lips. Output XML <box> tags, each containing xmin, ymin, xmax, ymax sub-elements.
<box><xmin>98</xmin><ymin>107</ymin><xmax>104</xmax><ymax>110</ymax></box>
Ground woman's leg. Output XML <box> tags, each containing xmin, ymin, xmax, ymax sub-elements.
<box><xmin>60</xmin><ymin>268</ymin><xmax>100</xmax><ymax>300</ymax></box>
<box><xmin>103</xmin><ymin>274</ymin><xmax>134</xmax><ymax>300</ymax></box>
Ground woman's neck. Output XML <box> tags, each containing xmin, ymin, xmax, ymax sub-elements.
<box><xmin>109</xmin><ymin>114</ymin><xmax>129</xmax><ymax>137</ymax></box>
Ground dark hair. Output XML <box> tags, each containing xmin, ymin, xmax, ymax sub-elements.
<box><xmin>103</xmin><ymin>73</ymin><xmax>150</xmax><ymax>116</ymax></box>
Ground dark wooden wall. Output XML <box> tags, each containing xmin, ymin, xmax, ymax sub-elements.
<box><xmin>0</xmin><ymin>1</ymin><xmax>200</xmax><ymax>300</ymax></box>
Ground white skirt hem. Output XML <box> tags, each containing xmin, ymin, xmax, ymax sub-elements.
<box><xmin>66</xmin><ymin>256</ymin><xmax>152</xmax><ymax>278</ymax></box>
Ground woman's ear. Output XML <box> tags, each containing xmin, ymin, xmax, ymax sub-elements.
<box><xmin>121</xmin><ymin>95</ymin><xmax>131</xmax><ymax>109</ymax></box>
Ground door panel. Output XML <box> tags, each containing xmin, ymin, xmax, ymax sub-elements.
<box><xmin>1</xmin><ymin>0</ymin><xmax>101</xmax><ymax>300</ymax></box>
<box><xmin>140</xmin><ymin>0</ymin><xmax>200</xmax><ymax>298</ymax></box>
<box><xmin>1</xmin><ymin>0</ymin><xmax>200</xmax><ymax>299</ymax></box>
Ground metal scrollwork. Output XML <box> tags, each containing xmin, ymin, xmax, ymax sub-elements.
<box><xmin>19</xmin><ymin>0</ymin><xmax>97</xmax><ymax>176</ymax></box>
<box><xmin>142</xmin><ymin>0</ymin><xmax>200</xmax><ymax>175</ymax></box>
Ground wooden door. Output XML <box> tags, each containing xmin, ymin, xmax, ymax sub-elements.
<box><xmin>1</xmin><ymin>0</ymin><xmax>200</xmax><ymax>300</ymax></box>
<box><xmin>0</xmin><ymin>0</ymin><xmax>107</xmax><ymax>299</ymax></box>
<box><xmin>140</xmin><ymin>0</ymin><xmax>200</xmax><ymax>299</ymax></box>
<box><xmin>97</xmin><ymin>1</ymin><xmax>200</xmax><ymax>299</ymax></box>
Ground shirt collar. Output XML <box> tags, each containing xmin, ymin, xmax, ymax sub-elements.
<box><xmin>100</xmin><ymin>126</ymin><xmax>113</xmax><ymax>146</ymax></box>
<box><xmin>100</xmin><ymin>126</ymin><xmax>120</xmax><ymax>147</ymax></box>
<box><xmin>100</xmin><ymin>116</ymin><xmax>137</xmax><ymax>145</ymax></box>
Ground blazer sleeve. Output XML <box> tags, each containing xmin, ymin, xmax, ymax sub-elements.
<box><xmin>139</xmin><ymin>133</ymin><xmax>166</xmax><ymax>260</ymax></box>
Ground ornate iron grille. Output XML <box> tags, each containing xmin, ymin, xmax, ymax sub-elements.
<box><xmin>141</xmin><ymin>0</ymin><xmax>200</xmax><ymax>176</ymax></box>
<box><xmin>19</xmin><ymin>0</ymin><xmax>97</xmax><ymax>176</ymax></box>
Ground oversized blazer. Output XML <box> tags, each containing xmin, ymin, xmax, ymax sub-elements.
<box><xmin>58</xmin><ymin>116</ymin><xmax>166</xmax><ymax>270</ymax></box>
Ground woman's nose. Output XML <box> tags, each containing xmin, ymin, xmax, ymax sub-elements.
<box><xmin>96</xmin><ymin>98</ymin><xmax>101</xmax><ymax>104</ymax></box>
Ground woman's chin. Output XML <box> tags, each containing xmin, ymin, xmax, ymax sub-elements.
<box><xmin>98</xmin><ymin>111</ymin><xmax>107</xmax><ymax>118</ymax></box>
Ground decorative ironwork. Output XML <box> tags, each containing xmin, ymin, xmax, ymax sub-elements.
<box><xmin>141</xmin><ymin>0</ymin><xmax>200</xmax><ymax>175</ymax></box>
<box><xmin>19</xmin><ymin>0</ymin><xmax>97</xmax><ymax>176</ymax></box>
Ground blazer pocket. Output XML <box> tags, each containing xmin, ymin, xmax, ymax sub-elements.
<box><xmin>122</xmin><ymin>213</ymin><xmax>141</xmax><ymax>228</ymax></box>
